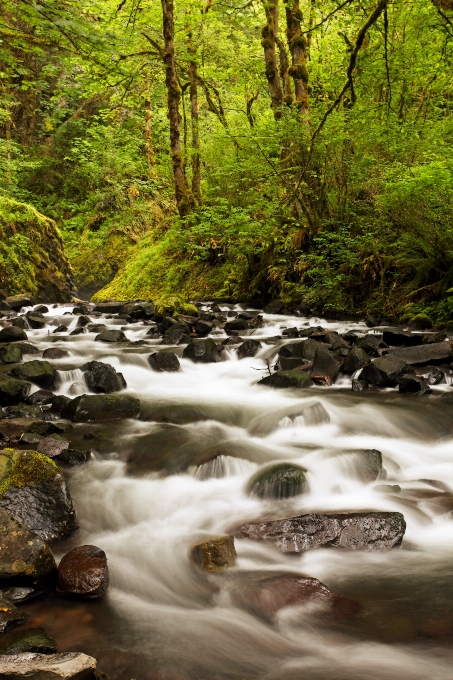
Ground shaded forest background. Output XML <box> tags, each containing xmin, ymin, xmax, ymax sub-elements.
<box><xmin>2</xmin><ymin>0</ymin><xmax>453</xmax><ymax>322</ymax></box>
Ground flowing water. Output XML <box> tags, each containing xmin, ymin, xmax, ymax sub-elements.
<box><xmin>7</xmin><ymin>305</ymin><xmax>453</xmax><ymax>680</ymax></box>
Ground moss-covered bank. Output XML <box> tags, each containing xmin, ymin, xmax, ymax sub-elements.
<box><xmin>0</xmin><ymin>196</ymin><xmax>74</xmax><ymax>302</ymax></box>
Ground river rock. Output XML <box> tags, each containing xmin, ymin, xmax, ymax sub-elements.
<box><xmin>311</xmin><ymin>346</ymin><xmax>340</xmax><ymax>382</ymax></box>
<box><xmin>354</xmin><ymin>334</ymin><xmax>381</xmax><ymax>357</ymax></box>
<box><xmin>341</xmin><ymin>449</ymin><xmax>384</xmax><ymax>481</ymax></box>
<box><xmin>343</xmin><ymin>347</ymin><xmax>371</xmax><ymax>373</ymax></box>
<box><xmin>0</xmin><ymin>628</ymin><xmax>57</xmax><ymax>655</ymax></box>
<box><xmin>263</xmin><ymin>300</ymin><xmax>285</xmax><ymax>314</ymax></box>
<box><xmin>0</xmin><ymin>508</ymin><xmax>56</xmax><ymax>585</ymax></box>
<box><xmin>56</xmin><ymin>545</ymin><xmax>109</xmax><ymax>599</ymax></box>
<box><xmin>42</xmin><ymin>348</ymin><xmax>69</xmax><ymax>360</ymax></box>
<box><xmin>36</xmin><ymin>436</ymin><xmax>69</xmax><ymax>458</ymax></box>
<box><xmin>398</xmin><ymin>373</ymin><xmax>432</xmax><ymax>395</ymax></box>
<box><xmin>382</xmin><ymin>329</ymin><xmax>423</xmax><ymax>347</ymax></box>
<box><xmin>25</xmin><ymin>313</ymin><xmax>45</xmax><ymax>330</ymax></box>
<box><xmin>10</xmin><ymin>361</ymin><xmax>59</xmax><ymax>390</ymax></box>
<box><xmin>233</xmin><ymin>511</ymin><xmax>406</xmax><ymax>552</ymax></box>
<box><xmin>195</xmin><ymin>320</ymin><xmax>213</xmax><ymax>336</ymax></box>
<box><xmin>387</xmin><ymin>342</ymin><xmax>453</xmax><ymax>365</ymax></box>
<box><xmin>93</xmin><ymin>302</ymin><xmax>126</xmax><ymax>314</ymax></box>
<box><xmin>0</xmin><ymin>450</ymin><xmax>78</xmax><ymax>541</ymax></box>
<box><xmin>0</xmin><ymin>598</ymin><xmax>27</xmax><ymax>633</ymax></box>
<box><xmin>0</xmin><ymin>378</ymin><xmax>31</xmax><ymax>407</ymax></box>
<box><xmin>360</xmin><ymin>355</ymin><xmax>411</xmax><ymax>387</ymax></box>
<box><xmin>224</xmin><ymin>320</ymin><xmax>249</xmax><ymax>334</ymax></box>
<box><xmin>95</xmin><ymin>329</ymin><xmax>127</xmax><ymax>343</ymax></box>
<box><xmin>52</xmin><ymin>325</ymin><xmax>68</xmax><ymax>334</ymax></box>
<box><xmin>4</xmin><ymin>296</ymin><xmax>32</xmax><ymax>311</ymax></box>
<box><xmin>352</xmin><ymin>378</ymin><xmax>369</xmax><ymax>392</ymax></box>
<box><xmin>57</xmin><ymin>449</ymin><xmax>91</xmax><ymax>465</ymax></box>
<box><xmin>148</xmin><ymin>352</ymin><xmax>180</xmax><ymax>372</ymax></box>
<box><xmin>248</xmin><ymin>463</ymin><xmax>307</xmax><ymax>499</ymax></box>
<box><xmin>0</xmin><ymin>652</ymin><xmax>97</xmax><ymax>678</ymax></box>
<box><xmin>0</xmin><ymin>345</ymin><xmax>22</xmax><ymax>365</ymax></box>
<box><xmin>258</xmin><ymin>370</ymin><xmax>313</xmax><ymax>389</ymax></box>
<box><xmin>279</xmin><ymin>356</ymin><xmax>309</xmax><ymax>370</ymax></box>
<box><xmin>81</xmin><ymin>361</ymin><xmax>126</xmax><ymax>393</ymax></box>
<box><xmin>50</xmin><ymin>395</ymin><xmax>71</xmax><ymax>414</ymax></box>
<box><xmin>182</xmin><ymin>339</ymin><xmax>218</xmax><ymax>363</ymax></box>
<box><xmin>237</xmin><ymin>339</ymin><xmax>261</xmax><ymax>359</ymax></box>
<box><xmin>26</xmin><ymin>391</ymin><xmax>54</xmax><ymax>406</ymax></box>
<box><xmin>15</xmin><ymin>343</ymin><xmax>39</xmax><ymax>357</ymax></box>
<box><xmin>191</xmin><ymin>536</ymin><xmax>237</xmax><ymax>572</ymax></box>
<box><xmin>61</xmin><ymin>394</ymin><xmax>140</xmax><ymax>422</ymax></box>
<box><xmin>76</xmin><ymin>315</ymin><xmax>91</xmax><ymax>328</ymax></box>
<box><xmin>0</xmin><ymin>327</ymin><xmax>27</xmax><ymax>343</ymax></box>
<box><xmin>230</xmin><ymin>571</ymin><xmax>359</xmax><ymax>620</ymax></box>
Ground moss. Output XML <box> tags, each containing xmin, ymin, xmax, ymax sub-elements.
<box><xmin>261</xmin><ymin>37</ymin><xmax>273</xmax><ymax>50</ymax></box>
<box><xmin>0</xmin><ymin>449</ymin><xmax>58</xmax><ymax>497</ymax></box>
<box><xmin>290</xmin><ymin>34</ymin><xmax>306</xmax><ymax>50</ymax></box>
<box><xmin>409</xmin><ymin>313</ymin><xmax>433</xmax><ymax>329</ymax></box>
<box><xmin>288</xmin><ymin>63</ymin><xmax>309</xmax><ymax>82</ymax></box>
<box><xmin>0</xmin><ymin>196</ymin><xmax>73</xmax><ymax>302</ymax></box>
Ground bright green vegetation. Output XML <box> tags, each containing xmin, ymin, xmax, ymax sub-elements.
<box><xmin>2</xmin><ymin>0</ymin><xmax>453</xmax><ymax>320</ymax></box>
<box><xmin>0</xmin><ymin>450</ymin><xmax>59</xmax><ymax>497</ymax></box>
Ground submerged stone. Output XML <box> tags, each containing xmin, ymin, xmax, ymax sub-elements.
<box><xmin>61</xmin><ymin>394</ymin><xmax>140</xmax><ymax>422</ymax></box>
<box><xmin>258</xmin><ymin>370</ymin><xmax>313</xmax><ymax>389</ymax></box>
<box><xmin>81</xmin><ymin>360</ymin><xmax>127</xmax><ymax>393</ymax></box>
<box><xmin>248</xmin><ymin>463</ymin><xmax>308</xmax><ymax>499</ymax></box>
<box><xmin>182</xmin><ymin>339</ymin><xmax>218</xmax><ymax>363</ymax></box>
<box><xmin>0</xmin><ymin>628</ymin><xmax>57</xmax><ymax>655</ymax></box>
<box><xmin>57</xmin><ymin>545</ymin><xmax>109</xmax><ymax>599</ymax></box>
<box><xmin>148</xmin><ymin>351</ymin><xmax>180</xmax><ymax>372</ymax></box>
<box><xmin>237</xmin><ymin>339</ymin><xmax>261</xmax><ymax>359</ymax></box>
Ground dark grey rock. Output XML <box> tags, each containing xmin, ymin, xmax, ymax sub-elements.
<box><xmin>233</xmin><ymin>511</ymin><xmax>406</xmax><ymax>552</ymax></box>
<box><xmin>237</xmin><ymin>339</ymin><xmax>261</xmax><ymax>359</ymax></box>
<box><xmin>42</xmin><ymin>348</ymin><xmax>69</xmax><ymax>360</ymax></box>
<box><xmin>225</xmin><ymin>319</ymin><xmax>249</xmax><ymax>334</ymax></box>
<box><xmin>360</xmin><ymin>355</ymin><xmax>412</xmax><ymax>387</ymax></box>
<box><xmin>382</xmin><ymin>329</ymin><xmax>423</xmax><ymax>347</ymax></box>
<box><xmin>259</xmin><ymin>370</ymin><xmax>313</xmax><ymax>389</ymax></box>
<box><xmin>93</xmin><ymin>302</ymin><xmax>126</xmax><ymax>314</ymax></box>
<box><xmin>25</xmin><ymin>313</ymin><xmax>45</xmax><ymax>330</ymax></box>
<box><xmin>81</xmin><ymin>360</ymin><xmax>126</xmax><ymax>393</ymax></box>
<box><xmin>11</xmin><ymin>361</ymin><xmax>58</xmax><ymax>390</ymax></box>
<box><xmin>354</xmin><ymin>334</ymin><xmax>381</xmax><ymax>357</ymax></box>
<box><xmin>263</xmin><ymin>300</ymin><xmax>285</xmax><ymax>314</ymax></box>
<box><xmin>398</xmin><ymin>373</ymin><xmax>432</xmax><ymax>395</ymax></box>
<box><xmin>61</xmin><ymin>394</ymin><xmax>140</xmax><ymax>422</ymax></box>
<box><xmin>4</xmin><ymin>296</ymin><xmax>32</xmax><ymax>311</ymax></box>
<box><xmin>57</xmin><ymin>449</ymin><xmax>91</xmax><ymax>465</ymax></box>
<box><xmin>95</xmin><ymin>329</ymin><xmax>127</xmax><ymax>343</ymax></box>
<box><xmin>148</xmin><ymin>352</ymin><xmax>180</xmax><ymax>372</ymax></box>
<box><xmin>352</xmin><ymin>379</ymin><xmax>368</xmax><ymax>392</ymax></box>
<box><xmin>0</xmin><ymin>327</ymin><xmax>28</xmax><ymax>343</ymax></box>
<box><xmin>182</xmin><ymin>339</ymin><xmax>218</xmax><ymax>363</ymax></box>
<box><xmin>311</xmin><ymin>346</ymin><xmax>340</xmax><ymax>381</ymax></box>
<box><xmin>343</xmin><ymin>347</ymin><xmax>371</xmax><ymax>374</ymax></box>
<box><xmin>387</xmin><ymin>342</ymin><xmax>453</xmax><ymax>366</ymax></box>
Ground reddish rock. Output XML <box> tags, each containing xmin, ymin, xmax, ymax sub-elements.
<box><xmin>56</xmin><ymin>545</ymin><xmax>109</xmax><ymax>598</ymax></box>
<box><xmin>191</xmin><ymin>536</ymin><xmax>236</xmax><ymax>573</ymax></box>
<box><xmin>231</xmin><ymin>572</ymin><xmax>360</xmax><ymax>620</ymax></box>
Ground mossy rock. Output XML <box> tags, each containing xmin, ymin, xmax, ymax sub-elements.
<box><xmin>0</xmin><ymin>378</ymin><xmax>31</xmax><ymax>406</ymax></box>
<box><xmin>11</xmin><ymin>361</ymin><xmax>59</xmax><ymax>390</ymax></box>
<box><xmin>258</xmin><ymin>370</ymin><xmax>313</xmax><ymax>389</ymax></box>
<box><xmin>0</xmin><ymin>507</ymin><xmax>56</xmax><ymax>585</ymax></box>
<box><xmin>0</xmin><ymin>627</ymin><xmax>57</xmax><ymax>655</ymax></box>
<box><xmin>0</xmin><ymin>344</ymin><xmax>23</xmax><ymax>365</ymax></box>
<box><xmin>0</xmin><ymin>449</ymin><xmax>78</xmax><ymax>541</ymax></box>
<box><xmin>408</xmin><ymin>313</ymin><xmax>433</xmax><ymax>330</ymax></box>
<box><xmin>248</xmin><ymin>463</ymin><xmax>308</xmax><ymax>499</ymax></box>
<box><xmin>0</xmin><ymin>196</ymin><xmax>73</xmax><ymax>302</ymax></box>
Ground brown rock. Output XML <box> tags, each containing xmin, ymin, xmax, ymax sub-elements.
<box><xmin>0</xmin><ymin>652</ymin><xmax>97</xmax><ymax>679</ymax></box>
<box><xmin>56</xmin><ymin>545</ymin><xmax>109</xmax><ymax>598</ymax></box>
<box><xmin>233</xmin><ymin>511</ymin><xmax>406</xmax><ymax>552</ymax></box>
<box><xmin>0</xmin><ymin>597</ymin><xmax>28</xmax><ymax>633</ymax></box>
<box><xmin>191</xmin><ymin>536</ymin><xmax>236</xmax><ymax>573</ymax></box>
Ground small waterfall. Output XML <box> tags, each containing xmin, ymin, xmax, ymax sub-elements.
<box><xmin>194</xmin><ymin>455</ymin><xmax>255</xmax><ymax>480</ymax></box>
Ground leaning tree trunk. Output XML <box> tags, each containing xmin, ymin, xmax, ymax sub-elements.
<box><xmin>261</xmin><ymin>0</ymin><xmax>283</xmax><ymax>119</ymax></box>
<box><xmin>188</xmin><ymin>32</ymin><xmax>201</xmax><ymax>206</ymax></box>
<box><xmin>285</xmin><ymin>0</ymin><xmax>309</xmax><ymax>112</ymax></box>
<box><xmin>161</xmin><ymin>0</ymin><xmax>193</xmax><ymax>217</ymax></box>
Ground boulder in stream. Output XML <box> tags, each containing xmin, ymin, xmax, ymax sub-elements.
<box><xmin>398</xmin><ymin>373</ymin><xmax>432</xmax><ymax>395</ymax></box>
<box><xmin>237</xmin><ymin>339</ymin><xmax>261</xmax><ymax>359</ymax></box>
<box><xmin>343</xmin><ymin>347</ymin><xmax>371</xmax><ymax>374</ymax></box>
<box><xmin>26</xmin><ymin>390</ymin><xmax>54</xmax><ymax>405</ymax></box>
<box><xmin>10</xmin><ymin>361</ymin><xmax>59</xmax><ymax>390</ymax></box>
<box><xmin>0</xmin><ymin>652</ymin><xmax>97</xmax><ymax>679</ymax></box>
<box><xmin>233</xmin><ymin>511</ymin><xmax>406</xmax><ymax>552</ymax></box>
<box><xmin>0</xmin><ymin>344</ymin><xmax>22</xmax><ymax>365</ymax></box>
<box><xmin>0</xmin><ymin>508</ymin><xmax>56</xmax><ymax>585</ymax></box>
<box><xmin>0</xmin><ymin>628</ymin><xmax>57</xmax><ymax>655</ymax></box>
<box><xmin>0</xmin><ymin>378</ymin><xmax>31</xmax><ymax>407</ymax></box>
<box><xmin>248</xmin><ymin>463</ymin><xmax>308</xmax><ymax>499</ymax></box>
<box><xmin>148</xmin><ymin>351</ymin><xmax>180</xmax><ymax>372</ymax></box>
<box><xmin>382</xmin><ymin>329</ymin><xmax>422</xmax><ymax>347</ymax></box>
<box><xmin>36</xmin><ymin>436</ymin><xmax>69</xmax><ymax>458</ymax></box>
<box><xmin>4</xmin><ymin>296</ymin><xmax>32</xmax><ymax>311</ymax></box>
<box><xmin>0</xmin><ymin>449</ymin><xmax>78</xmax><ymax>541</ymax></box>
<box><xmin>81</xmin><ymin>360</ymin><xmax>126</xmax><ymax>393</ymax></box>
<box><xmin>263</xmin><ymin>300</ymin><xmax>285</xmax><ymax>314</ymax></box>
<box><xmin>224</xmin><ymin>319</ymin><xmax>249</xmax><ymax>334</ymax></box>
<box><xmin>61</xmin><ymin>394</ymin><xmax>140</xmax><ymax>422</ymax></box>
<box><xmin>95</xmin><ymin>329</ymin><xmax>127</xmax><ymax>343</ymax></box>
<box><xmin>230</xmin><ymin>571</ymin><xmax>360</xmax><ymax>620</ymax></box>
<box><xmin>258</xmin><ymin>370</ymin><xmax>313</xmax><ymax>389</ymax></box>
<box><xmin>191</xmin><ymin>536</ymin><xmax>237</xmax><ymax>573</ymax></box>
<box><xmin>354</xmin><ymin>334</ymin><xmax>381</xmax><ymax>357</ymax></box>
<box><xmin>42</xmin><ymin>348</ymin><xmax>69</xmax><ymax>360</ymax></box>
<box><xmin>56</xmin><ymin>545</ymin><xmax>109</xmax><ymax>598</ymax></box>
<box><xmin>311</xmin><ymin>346</ymin><xmax>340</xmax><ymax>382</ymax></box>
<box><xmin>0</xmin><ymin>327</ymin><xmax>28</xmax><ymax>343</ymax></box>
<box><xmin>360</xmin><ymin>355</ymin><xmax>411</xmax><ymax>387</ymax></box>
<box><xmin>387</xmin><ymin>342</ymin><xmax>453</xmax><ymax>365</ymax></box>
<box><xmin>182</xmin><ymin>339</ymin><xmax>218</xmax><ymax>363</ymax></box>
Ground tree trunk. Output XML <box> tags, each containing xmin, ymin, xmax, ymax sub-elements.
<box><xmin>161</xmin><ymin>0</ymin><xmax>192</xmax><ymax>217</ymax></box>
<box><xmin>189</xmin><ymin>58</ymin><xmax>201</xmax><ymax>205</ymax></box>
<box><xmin>144</xmin><ymin>81</ymin><xmax>156</xmax><ymax>174</ymax></box>
<box><xmin>285</xmin><ymin>0</ymin><xmax>309</xmax><ymax>112</ymax></box>
<box><xmin>261</xmin><ymin>0</ymin><xmax>283</xmax><ymax>119</ymax></box>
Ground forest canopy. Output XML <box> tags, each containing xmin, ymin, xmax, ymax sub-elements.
<box><xmin>2</xmin><ymin>0</ymin><xmax>453</xmax><ymax>320</ymax></box>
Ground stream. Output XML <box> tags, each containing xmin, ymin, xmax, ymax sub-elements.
<box><xmin>8</xmin><ymin>304</ymin><xmax>453</xmax><ymax>680</ymax></box>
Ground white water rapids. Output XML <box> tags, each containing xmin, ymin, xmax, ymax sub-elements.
<box><xmin>7</xmin><ymin>304</ymin><xmax>453</xmax><ymax>680</ymax></box>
